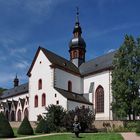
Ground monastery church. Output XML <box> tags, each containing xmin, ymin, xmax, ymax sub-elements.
<box><xmin>0</xmin><ymin>11</ymin><xmax>116</xmax><ymax>122</ymax></box>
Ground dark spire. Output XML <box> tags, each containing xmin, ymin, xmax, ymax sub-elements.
<box><xmin>69</xmin><ymin>8</ymin><xmax>86</xmax><ymax>67</ymax></box>
<box><xmin>76</xmin><ymin>7</ymin><xmax>79</xmax><ymax>24</ymax></box>
<box><xmin>73</xmin><ymin>7</ymin><xmax>82</xmax><ymax>34</ymax></box>
<box><xmin>13</xmin><ymin>74</ymin><xmax>19</xmax><ymax>87</ymax></box>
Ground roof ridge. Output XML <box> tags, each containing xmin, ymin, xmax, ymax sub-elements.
<box><xmin>83</xmin><ymin>50</ymin><xmax>117</xmax><ymax>64</ymax></box>
<box><xmin>3</xmin><ymin>82</ymin><xmax>28</xmax><ymax>92</ymax></box>
<box><xmin>41</xmin><ymin>47</ymin><xmax>72</xmax><ymax>63</ymax></box>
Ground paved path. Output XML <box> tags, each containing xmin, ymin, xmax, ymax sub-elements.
<box><xmin>6</xmin><ymin>133</ymin><xmax>70</xmax><ymax>140</ymax></box>
<box><xmin>121</xmin><ymin>132</ymin><xmax>140</xmax><ymax>140</ymax></box>
<box><xmin>4</xmin><ymin>132</ymin><xmax>140</xmax><ymax>140</ymax></box>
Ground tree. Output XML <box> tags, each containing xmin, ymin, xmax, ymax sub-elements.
<box><xmin>17</xmin><ymin>116</ymin><xmax>34</xmax><ymax>135</ymax></box>
<box><xmin>112</xmin><ymin>35</ymin><xmax>140</xmax><ymax>120</ymax></box>
<box><xmin>0</xmin><ymin>87</ymin><xmax>6</xmax><ymax>94</ymax></box>
<box><xmin>63</xmin><ymin>106</ymin><xmax>95</xmax><ymax>132</ymax></box>
<box><xmin>35</xmin><ymin>118</ymin><xmax>49</xmax><ymax>133</ymax></box>
<box><xmin>0</xmin><ymin>112</ymin><xmax>14</xmax><ymax>138</ymax></box>
<box><xmin>44</xmin><ymin>105</ymin><xmax>66</xmax><ymax>132</ymax></box>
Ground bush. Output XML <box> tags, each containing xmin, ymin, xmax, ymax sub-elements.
<box><xmin>44</xmin><ymin>105</ymin><xmax>66</xmax><ymax>132</ymax></box>
<box><xmin>35</xmin><ymin>119</ymin><xmax>49</xmax><ymax>133</ymax></box>
<box><xmin>0</xmin><ymin>112</ymin><xmax>14</xmax><ymax>138</ymax></box>
<box><xmin>63</xmin><ymin>106</ymin><xmax>95</xmax><ymax>132</ymax></box>
<box><xmin>123</xmin><ymin>121</ymin><xmax>138</xmax><ymax>132</ymax></box>
<box><xmin>136</xmin><ymin>122</ymin><xmax>140</xmax><ymax>133</ymax></box>
<box><xmin>17</xmin><ymin>116</ymin><xmax>34</xmax><ymax>135</ymax></box>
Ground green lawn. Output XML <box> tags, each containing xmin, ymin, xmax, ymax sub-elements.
<box><xmin>13</xmin><ymin>128</ymin><xmax>40</xmax><ymax>137</ymax></box>
<box><xmin>24</xmin><ymin>133</ymin><xmax>124</xmax><ymax>140</ymax></box>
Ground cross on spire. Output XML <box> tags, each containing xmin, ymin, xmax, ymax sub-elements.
<box><xmin>76</xmin><ymin>7</ymin><xmax>79</xmax><ymax>24</ymax></box>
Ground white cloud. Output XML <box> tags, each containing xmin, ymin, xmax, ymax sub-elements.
<box><xmin>9</xmin><ymin>48</ymin><xmax>27</xmax><ymax>55</ymax></box>
<box><xmin>107</xmin><ymin>48</ymin><xmax>115</xmax><ymax>53</ymax></box>
<box><xmin>14</xmin><ymin>60</ymin><xmax>29</xmax><ymax>69</ymax></box>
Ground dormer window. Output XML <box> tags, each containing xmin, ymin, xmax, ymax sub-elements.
<box><xmin>68</xmin><ymin>81</ymin><xmax>72</xmax><ymax>92</ymax></box>
<box><xmin>38</xmin><ymin>79</ymin><xmax>42</xmax><ymax>90</ymax></box>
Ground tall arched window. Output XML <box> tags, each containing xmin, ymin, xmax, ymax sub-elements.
<box><xmin>17</xmin><ymin>109</ymin><xmax>21</xmax><ymax>121</ymax></box>
<box><xmin>95</xmin><ymin>85</ymin><xmax>104</xmax><ymax>113</ymax></box>
<box><xmin>68</xmin><ymin>81</ymin><xmax>72</xmax><ymax>92</ymax></box>
<box><xmin>11</xmin><ymin>111</ymin><xmax>15</xmax><ymax>121</ymax></box>
<box><xmin>42</xmin><ymin>93</ymin><xmax>46</xmax><ymax>106</ymax></box>
<box><xmin>24</xmin><ymin>108</ymin><xmax>29</xmax><ymax>118</ymax></box>
<box><xmin>34</xmin><ymin>95</ymin><xmax>38</xmax><ymax>107</ymax></box>
<box><xmin>38</xmin><ymin>79</ymin><xmax>42</xmax><ymax>90</ymax></box>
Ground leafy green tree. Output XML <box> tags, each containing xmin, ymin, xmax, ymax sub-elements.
<box><xmin>17</xmin><ymin>116</ymin><xmax>34</xmax><ymax>135</ymax></box>
<box><xmin>112</xmin><ymin>35</ymin><xmax>140</xmax><ymax>120</ymax></box>
<box><xmin>35</xmin><ymin>118</ymin><xmax>49</xmax><ymax>133</ymax></box>
<box><xmin>0</xmin><ymin>87</ymin><xmax>6</xmax><ymax>94</ymax></box>
<box><xmin>0</xmin><ymin>112</ymin><xmax>14</xmax><ymax>138</ymax></box>
<box><xmin>136</xmin><ymin>122</ymin><xmax>140</xmax><ymax>133</ymax></box>
<box><xmin>63</xmin><ymin>106</ymin><xmax>95</xmax><ymax>132</ymax></box>
<box><xmin>44</xmin><ymin>105</ymin><xmax>66</xmax><ymax>132</ymax></box>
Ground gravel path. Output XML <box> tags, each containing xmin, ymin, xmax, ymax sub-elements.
<box><xmin>121</xmin><ymin>132</ymin><xmax>140</xmax><ymax>140</ymax></box>
<box><xmin>4</xmin><ymin>132</ymin><xmax>140</xmax><ymax>140</ymax></box>
<box><xmin>5</xmin><ymin>133</ymin><xmax>70</xmax><ymax>140</ymax></box>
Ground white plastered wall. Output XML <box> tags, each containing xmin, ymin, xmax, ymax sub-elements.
<box><xmin>55</xmin><ymin>68</ymin><xmax>83</xmax><ymax>93</ymax></box>
<box><xmin>83</xmin><ymin>70</ymin><xmax>113</xmax><ymax>120</ymax></box>
<box><xmin>67</xmin><ymin>100</ymin><xmax>92</xmax><ymax>111</ymax></box>
<box><xmin>29</xmin><ymin>50</ymin><xmax>67</xmax><ymax>121</ymax></box>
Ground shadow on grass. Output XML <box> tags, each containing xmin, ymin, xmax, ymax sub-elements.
<box><xmin>72</xmin><ymin>136</ymin><xmax>85</xmax><ymax>138</ymax></box>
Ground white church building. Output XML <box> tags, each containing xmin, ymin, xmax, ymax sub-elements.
<box><xmin>0</xmin><ymin>12</ymin><xmax>116</xmax><ymax>121</ymax></box>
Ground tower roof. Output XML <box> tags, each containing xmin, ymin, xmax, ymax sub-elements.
<box><xmin>73</xmin><ymin>7</ymin><xmax>82</xmax><ymax>34</ymax></box>
<box><xmin>69</xmin><ymin>8</ymin><xmax>86</xmax><ymax>49</ymax></box>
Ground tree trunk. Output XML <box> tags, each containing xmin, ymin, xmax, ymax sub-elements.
<box><xmin>128</xmin><ymin>113</ymin><xmax>131</xmax><ymax>120</ymax></box>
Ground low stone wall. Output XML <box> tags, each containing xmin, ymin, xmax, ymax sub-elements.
<box><xmin>93</xmin><ymin>120</ymin><xmax>124</xmax><ymax>129</ymax></box>
<box><xmin>10</xmin><ymin>121</ymin><xmax>37</xmax><ymax>128</ymax></box>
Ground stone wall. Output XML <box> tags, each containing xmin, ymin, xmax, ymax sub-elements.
<box><xmin>10</xmin><ymin>121</ymin><xmax>37</xmax><ymax>128</ymax></box>
<box><xmin>93</xmin><ymin>120</ymin><xmax>124</xmax><ymax>129</ymax></box>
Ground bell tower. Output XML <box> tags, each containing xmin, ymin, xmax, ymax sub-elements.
<box><xmin>69</xmin><ymin>8</ymin><xmax>86</xmax><ymax>67</ymax></box>
<box><xmin>13</xmin><ymin>74</ymin><xmax>19</xmax><ymax>87</ymax></box>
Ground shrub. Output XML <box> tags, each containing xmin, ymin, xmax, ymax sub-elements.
<box><xmin>0</xmin><ymin>112</ymin><xmax>14</xmax><ymax>138</ymax></box>
<box><xmin>136</xmin><ymin>122</ymin><xmax>140</xmax><ymax>133</ymax></box>
<box><xmin>17</xmin><ymin>116</ymin><xmax>34</xmax><ymax>135</ymax></box>
<box><xmin>37</xmin><ymin>114</ymin><xmax>43</xmax><ymax>122</ymax></box>
<box><xmin>63</xmin><ymin>106</ymin><xmax>95</xmax><ymax>132</ymax></box>
<box><xmin>35</xmin><ymin>118</ymin><xmax>49</xmax><ymax>133</ymax></box>
<box><xmin>44</xmin><ymin>105</ymin><xmax>66</xmax><ymax>132</ymax></box>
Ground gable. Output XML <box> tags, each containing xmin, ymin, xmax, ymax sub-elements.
<box><xmin>27</xmin><ymin>47</ymin><xmax>52</xmax><ymax>77</ymax></box>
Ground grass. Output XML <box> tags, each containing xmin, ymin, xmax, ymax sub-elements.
<box><xmin>13</xmin><ymin>128</ymin><xmax>40</xmax><ymax>138</ymax></box>
<box><xmin>24</xmin><ymin>133</ymin><xmax>124</xmax><ymax>140</ymax></box>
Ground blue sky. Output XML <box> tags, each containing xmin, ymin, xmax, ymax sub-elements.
<box><xmin>0</xmin><ymin>0</ymin><xmax>140</xmax><ymax>88</ymax></box>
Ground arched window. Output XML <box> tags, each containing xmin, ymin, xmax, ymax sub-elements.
<box><xmin>24</xmin><ymin>108</ymin><xmax>29</xmax><ymax>119</ymax></box>
<box><xmin>95</xmin><ymin>85</ymin><xmax>104</xmax><ymax>113</ymax></box>
<box><xmin>68</xmin><ymin>81</ymin><xmax>72</xmax><ymax>92</ymax></box>
<box><xmin>34</xmin><ymin>95</ymin><xmax>38</xmax><ymax>107</ymax></box>
<box><xmin>5</xmin><ymin>110</ymin><xmax>9</xmax><ymax>120</ymax></box>
<box><xmin>17</xmin><ymin>109</ymin><xmax>21</xmax><ymax>121</ymax></box>
<box><xmin>42</xmin><ymin>93</ymin><xmax>46</xmax><ymax>106</ymax></box>
<box><xmin>38</xmin><ymin>79</ymin><xmax>42</xmax><ymax>90</ymax></box>
<box><xmin>74</xmin><ymin>51</ymin><xmax>77</xmax><ymax>58</ymax></box>
<box><xmin>11</xmin><ymin>111</ymin><xmax>15</xmax><ymax>121</ymax></box>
